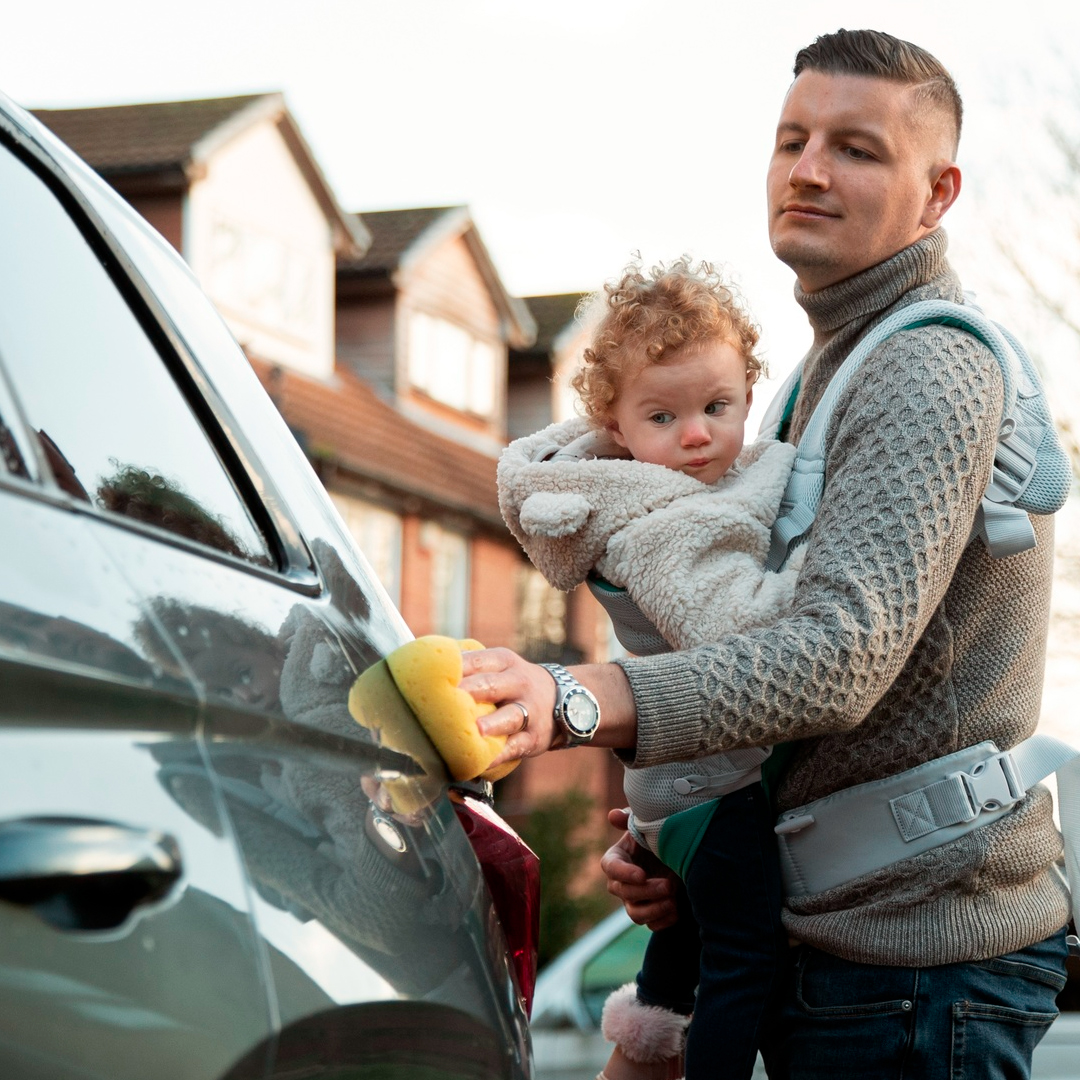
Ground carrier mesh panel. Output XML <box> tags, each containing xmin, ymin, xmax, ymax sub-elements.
<box><xmin>586</xmin><ymin>578</ymin><xmax>770</xmax><ymax>852</ymax></box>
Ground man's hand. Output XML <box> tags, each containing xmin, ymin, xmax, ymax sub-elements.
<box><xmin>460</xmin><ymin>651</ymin><xmax>638</xmax><ymax>769</ymax></box>
<box><xmin>460</xmin><ymin>646</ymin><xmax>560</xmax><ymax>765</ymax></box>
<box><xmin>600</xmin><ymin>808</ymin><xmax>679</xmax><ymax>931</ymax></box>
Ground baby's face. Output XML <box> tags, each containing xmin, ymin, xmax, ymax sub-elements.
<box><xmin>607</xmin><ymin>338</ymin><xmax>752</xmax><ymax>485</ymax></box>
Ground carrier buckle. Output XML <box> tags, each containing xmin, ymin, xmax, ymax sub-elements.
<box><xmin>774</xmin><ymin>813</ymin><xmax>816</xmax><ymax>836</ymax></box>
<box><xmin>986</xmin><ymin>430</ymin><xmax>1038</xmax><ymax>503</ymax></box>
<box><xmin>959</xmin><ymin>751</ymin><xmax>1026</xmax><ymax>819</ymax></box>
<box><xmin>891</xmin><ymin>750</ymin><xmax>1027</xmax><ymax>843</ymax></box>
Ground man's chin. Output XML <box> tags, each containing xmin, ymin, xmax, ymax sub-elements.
<box><xmin>769</xmin><ymin>238</ymin><xmax>846</xmax><ymax>288</ymax></box>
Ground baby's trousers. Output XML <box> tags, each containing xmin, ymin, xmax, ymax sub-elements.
<box><xmin>636</xmin><ymin>781</ymin><xmax>788</xmax><ymax>1080</ymax></box>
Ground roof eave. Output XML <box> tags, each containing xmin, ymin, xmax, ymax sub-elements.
<box><xmin>461</xmin><ymin>226</ymin><xmax>536</xmax><ymax>349</ymax></box>
<box><xmin>323</xmin><ymin>455</ymin><xmax>507</xmax><ymax>531</ymax></box>
<box><xmin>395</xmin><ymin>209</ymin><xmax>536</xmax><ymax>348</ymax></box>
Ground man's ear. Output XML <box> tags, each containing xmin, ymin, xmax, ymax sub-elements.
<box><xmin>922</xmin><ymin>161</ymin><xmax>961</xmax><ymax>229</ymax></box>
<box><xmin>607</xmin><ymin>421</ymin><xmax>629</xmax><ymax>450</ymax></box>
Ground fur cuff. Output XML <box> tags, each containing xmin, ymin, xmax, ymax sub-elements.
<box><xmin>600</xmin><ymin>983</ymin><xmax>690</xmax><ymax>1063</ymax></box>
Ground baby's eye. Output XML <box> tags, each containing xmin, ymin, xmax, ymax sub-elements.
<box><xmin>649</xmin><ymin>412</ymin><xmax>674</xmax><ymax>425</ymax></box>
<box><xmin>704</xmin><ymin>401</ymin><xmax>728</xmax><ymax>415</ymax></box>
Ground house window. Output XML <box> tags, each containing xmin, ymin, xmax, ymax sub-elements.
<box><xmin>407</xmin><ymin>310</ymin><xmax>498</xmax><ymax>417</ymax></box>
<box><xmin>423</xmin><ymin>522</ymin><xmax>469</xmax><ymax>638</ymax></box>
<box><xmin>330</xmin><ymin>493</ymin><xmax>402</xmax><ymax>606</ymax></box>
<box><xmin>516</xmin><ymin>566</ymin><xmax>568</xmax><ymax>663</ymax></box>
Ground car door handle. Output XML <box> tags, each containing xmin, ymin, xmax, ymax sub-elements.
<box><xmin>0</xmin><ymin>816</ymin><xmax>183</xmax><ymax>931</ymax></box>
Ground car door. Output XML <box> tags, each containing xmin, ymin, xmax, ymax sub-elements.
<box><xmin>0</xmin><ymin>127</ymin><xmax>274</xmax><ymax>1079</ymax></box>
<box><xmin>79</xmin><ymin>163</ymin><xmax>535</xmax><ymax>1080</ymax></box>
<box><xmin>3</xmin><ymin>96</ymin><xmax>533</xmax><ymax>1077</ymax></box>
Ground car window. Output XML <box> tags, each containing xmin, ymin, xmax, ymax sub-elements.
<box><xmin>580</xmin><ymin>921</ymin><xmax>651</xmax><ymax>1025</ymax></box>
<box><xmin>0</xmin><ymin>140</ymin><xmax>273</xmax><ymax>568</ymax></box>
<box><xmin>0</xmin><ymin>377</ymin><xmax>33</xmax><ymax>483</ymax></box>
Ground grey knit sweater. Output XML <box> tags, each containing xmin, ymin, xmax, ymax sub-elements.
<box><xmin>616</xmin><ymin>231</ymin><xmax>1070</xmax><ymax>966</ymax></box>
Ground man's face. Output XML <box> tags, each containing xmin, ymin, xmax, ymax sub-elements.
<box><xmin>767</xmin><ymin>70</ymin><xmax>954</xmax><ymax>292</ymax></box>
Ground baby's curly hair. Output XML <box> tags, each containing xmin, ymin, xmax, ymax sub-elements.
<box><xmin>571</xmin><ymin>257</ymin><xmax>764</xmax><ymax>425</ymax></box>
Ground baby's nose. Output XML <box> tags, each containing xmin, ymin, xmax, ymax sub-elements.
<box><xmin>682</xmin><ymin>422</ymin><xmax>711</xmax><ymax>446</ymax></box>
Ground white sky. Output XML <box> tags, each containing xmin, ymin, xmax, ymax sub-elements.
<box><xmin>4</xmin><ymin>0</ymin><xmax>1080</xmax><ymax>407</ymax></box>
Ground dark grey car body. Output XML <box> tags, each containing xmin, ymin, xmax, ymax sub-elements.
<box><xmin>0</xmin><ymin>92</ymin><xmax>532</xmax><ymax>1080</ymax></box>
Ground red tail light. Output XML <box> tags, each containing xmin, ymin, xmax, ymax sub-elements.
<box><xmin>453</xmin><ymin>795</ymin><xmax>540</xmax><ymax>1015</ymax></box>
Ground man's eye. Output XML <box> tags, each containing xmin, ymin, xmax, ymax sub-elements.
<box><xmin>779</xmin><ymin>140</ymin><xmax>804</xmax><ymax>154</ymax></box>
<box><xmin>843</xmin><ymin>146</ymin><xmax>873</xmax><ymax>160</ymax></box>
<box><xmin>650</xmin><ymin>412</ymin><xmax>674</xmax><ymax>425</ymax></box>
<box><xmin>704</xmin><ymin>401</ymin><xmax>727</xmax><ymax>415</ymax></box>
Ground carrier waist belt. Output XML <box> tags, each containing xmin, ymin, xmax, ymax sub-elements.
<box><xmin>775</xmin><ymin>735</ymin><xmax>1080</xmax><ymax>950</ymax></box>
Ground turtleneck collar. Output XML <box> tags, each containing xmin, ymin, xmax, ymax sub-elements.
<box><xmin>794</xmin><ymin>231</ymin><xmax>951</xmax><ymax>336</ymax></box>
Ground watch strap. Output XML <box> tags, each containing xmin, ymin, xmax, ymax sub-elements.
<box><xmin>539</xmin><ymin>663</ymin><xmax>600</xmax><ymax>749</ymax></box>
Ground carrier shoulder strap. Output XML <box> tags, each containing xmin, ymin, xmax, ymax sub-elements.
<box><xmin>763</xmin><ymin>299</ymin><xmax>1072</xmax><ymax>572</ymax></box>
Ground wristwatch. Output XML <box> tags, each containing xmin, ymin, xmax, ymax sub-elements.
<box><xmin>539</xmin><ymin>663</ymin><xmax>600</xmax><ymax>749</ymax></box>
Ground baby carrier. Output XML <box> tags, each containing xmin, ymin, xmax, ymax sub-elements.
<box><xmin>758</xmin><ymin>298</ymin><xmax>1080</xmax><ymax>952</ymax></box>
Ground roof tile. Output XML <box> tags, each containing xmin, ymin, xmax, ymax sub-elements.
<box><xmin>517</xmin><ymin>293</ymin><xmax>587</xmax><ymax>356</ymax></box>
<box><xmin>31</xmin><ymin>95</ymin><xmax>268</xmax><ymax>174</ymax></box>
<box><xmin>250</xmin><ymin>359</ymin><xmax>504</xmax><ymax>527</ymax></box>
<box><xmin>339</xmin><ymin>206</ymin><xmax>457</xmax><ymax>275</ymax></box>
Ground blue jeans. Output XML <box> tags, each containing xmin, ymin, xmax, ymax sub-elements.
<box><xmin>636</xmin><ymin>782</ymin><xmax>788</xmax><ymax>1080</ymax></box>
<box><xmin>764</xmin><ymin>927</ymin><xmax>1069</xmax><ymax>1079</ymax></box>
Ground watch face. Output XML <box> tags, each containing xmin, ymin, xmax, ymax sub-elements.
<box><xmin>565</xmin><ymin>690</ymin><xmax>599</xmax><ymax>735</ymax></box>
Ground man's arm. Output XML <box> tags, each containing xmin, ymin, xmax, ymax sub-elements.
<box><xmin>468</xmin><ymin>329</ymin><xmax>1001</xmax><ymax>780</ymax></box>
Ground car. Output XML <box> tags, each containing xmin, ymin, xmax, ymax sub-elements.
<box><xmin>0</xmin><ymin>91</ymin><xmax>538</xmax><ymax>1080</ymax></box>
<box><xmin>531</xmin><ymin>909</ymin><xmax>1080</xmax><ymax>1080</ymax></box>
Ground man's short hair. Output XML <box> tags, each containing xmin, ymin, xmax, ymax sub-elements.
<box><xmin>794</xmin><ymin>29</ymin><xmax>962</xmax><ymax>152</ymax></box>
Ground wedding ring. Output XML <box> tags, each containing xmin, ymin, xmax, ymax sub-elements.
<box><xmin>510</xmin><ymin>701</ymin><xmax>529</xmax><ymax>733</ymax></box>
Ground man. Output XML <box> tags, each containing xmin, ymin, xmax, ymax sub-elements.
<box><xmin>463</xmin><ymin>29</ymin><xmax>1071</xmax><ymax>1078</ymax></box>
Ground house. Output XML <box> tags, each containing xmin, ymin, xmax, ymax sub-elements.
<box><xmin>507</xmin><ymin>292</ymin><xmax>589</xmax><ymax>440</ymax></box>
<box><xmin>33</xmin><ymin>93</ymin><xmax>368</xmax><ymax>380</ymax></box>
<box><xmin>31</xmin><ymin>99</ymin><xmax>530</xmax><ymax>648</ymax></box>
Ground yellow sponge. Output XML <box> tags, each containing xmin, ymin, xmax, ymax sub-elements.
<box><xmin>347</xmin><ymin>656</ymin><xmax>444</xmax><ymax>815</ymax></box>
<box><xmin>353</xmin><ymin>636</ymin><xmax>519</xmax><ymax>784</ymax></box>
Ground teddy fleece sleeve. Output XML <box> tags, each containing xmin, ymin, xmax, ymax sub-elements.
<box><xmin>617</xmin><ymin>327</ymin><xmax>1003</xmax><ymax>769</ymax></box>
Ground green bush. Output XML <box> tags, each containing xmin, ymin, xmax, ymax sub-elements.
<box><xmin>513</xmin><ymin>788</ymin><xmax>613</xmax><ymax>967</ymax></box>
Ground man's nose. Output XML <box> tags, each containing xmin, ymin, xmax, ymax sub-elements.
<box><xmin>789</xmin><ymin>140</ymin><xmax>828</xmax><ymax>189</ymax></box>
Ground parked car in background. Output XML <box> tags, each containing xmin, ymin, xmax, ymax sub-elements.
<box><xmin>0</xmin><ymin>91</ymin><xmax>538</xmax><ymax>1079</ymax></box>
<box><xmin>531</xmin><ymin>909</ymin><xmax>1080</xmax><ymax>1080</ymax></box>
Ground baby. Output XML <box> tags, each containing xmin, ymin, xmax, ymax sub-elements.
<box><xmin>498</xmin><ymin>258</ymin><xmax>801</xmax><ymax>1080</ymax></box>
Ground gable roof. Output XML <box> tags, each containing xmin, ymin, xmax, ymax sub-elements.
<box><xmin>515</xmin><ymin>293</ymin><xmax>587</xmax><ymax>358</ymax></box>
<box><xmin>32</xmin><ymin>93</ymin><xmax>369</xmax><ymax>257</ymax></box>
<box><xmin>342</xmin><ymin>206</ymin><xmax>536</xmax><ymax>349</ymax></box>
<box><xmin>340</xmin><ymin>206</ymin><xmax>457</xmax><ymax>276</ymax></box>
<box><xmin>250</xmin><ymin>359</ymin><xmax>505</xmax><ymax>529</ymax></box>
<box><xmin>32</xmin><ymin>94</ymin><xmax>266</xmax><ymax>175</ymax></box>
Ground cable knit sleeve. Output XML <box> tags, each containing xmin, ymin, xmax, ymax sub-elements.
<box><xmin>617</xmin><ymin>325</ymin><xmax>1004</xmax><ymax>772</ymax></box>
